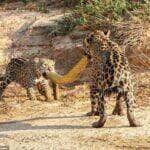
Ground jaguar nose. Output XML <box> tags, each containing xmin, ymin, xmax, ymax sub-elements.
<box><xmin>48</xmin><ymin>67</ymin><xmax>54</xmax><ymax>72</ymax></box>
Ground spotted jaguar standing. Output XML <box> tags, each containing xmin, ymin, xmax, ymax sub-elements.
<box><xmin>0</xmin><ymin>57</ymin><xmax>58</xmax><ymax>101</ymax></box>
<box><xmin>83</xmin><ymin>30</ymin><xmax>140</xmax><ymax>128</ymax></box>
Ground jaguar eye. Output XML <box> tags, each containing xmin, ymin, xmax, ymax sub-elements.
<box><xmin>86</xmin><ymin>34</ymin><xmax>94</xmax><ymax>44</ymax></box>
<box><xmin>87</xmin><ymin>36</ymin><xmax>93</xmax><ymax>43</ymax></box>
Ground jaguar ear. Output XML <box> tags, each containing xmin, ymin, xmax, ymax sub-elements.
<box><xmin>106</xmin><ymin>30</ymin><xmax>111</xmax><ymax>38</ymax></box>
<box><xmin>49</xmin><ymin>59</ymin><xmax>55</xmax><ymax>66</ymax></box>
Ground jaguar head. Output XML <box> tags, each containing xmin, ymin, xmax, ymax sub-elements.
<box><xmin>34</xmin><ymin>58</ymin><xmax>55</xmax><ymax>77</ymax></box>
<box><xmin>40</xmin><ymin>58</ymin><xmax>55</xmax><ymax>74</ymax></box>
<box><xmin>83</xmin><ymin>30</ymin><xmax>110</xmax><ymax>60</ymax></box>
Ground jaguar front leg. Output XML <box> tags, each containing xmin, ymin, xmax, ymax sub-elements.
<box><xmin>26</xmin><ymin>87</ymin><xmax>37</xmax><ymax>101</ymax></box>
<box><xmin>124</xmin><ymin>92</ymin><xmax>141</xmax><ymax>127</ymax></box>
<box><xmin>86</xmin><ymin>101</ymin><xmax>99</xmax><ymax>116</ymax></box>
<box><xmin>86</xmin><ymin>84</ymin><xmax>99</xmax><ymax>116</ymax></box>
<box><xmin>52</xmin><ymin>82</ymin><xmax>59</xmax><ymax>100</ymax></box>
<box><xmin>36</xmin><ymin>78</ymin><xmax>52</xmax><ymax>101</ymax></box>
<box><xmin>0</xmin><ymin>76</ymin><xmax>12</xmax><ymax>100</ymax></box>
<box><xmin>41</xmin><ymin>79</ymin><xmax>52</xmax><ymax>101</ymax></box>
<box><xmin>92</xmin><ymin>90</ymin><xmax>107</xmax><ymax>128</ymax></box>
<box><xmin>112</xmin><ymin>93</ymin><xmax>124</xmax><ymax>116</ymax></box>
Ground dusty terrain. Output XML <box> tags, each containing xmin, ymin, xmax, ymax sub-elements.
<box><xmin>0</xmin><ymin>1</ymin><xmax>150</xmax><ymax>150</ymax></box>
<box><xmin>0</xmin><ymin>72</ymin><xmax>149</xmax><ymax>150</ymax></box>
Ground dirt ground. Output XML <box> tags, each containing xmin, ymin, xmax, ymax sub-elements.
<box><xmin>0</xmin><ymin>2</ymin><xmax>149</xmax><ymax>149</ymax></box>
<box><xmin>0</xmin><ymin>72</ymin><xmax>149</xmax><ymax>150</ymax></box>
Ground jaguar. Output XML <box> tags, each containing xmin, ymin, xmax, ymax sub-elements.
<box><xmin>0</xmin><ymin>57</ymin><xmax>58</xmax><ymax>101</ymax></box>
<box><xmin>83</xmin><ymin>30</ymin><xmax>140</xmax><ymax>128</ymax></box>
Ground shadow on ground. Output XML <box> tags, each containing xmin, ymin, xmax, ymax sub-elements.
<box><xmin>0</xmin><ymin>114</ymin><xmax>133</xmax><ymax>132</ymax></box>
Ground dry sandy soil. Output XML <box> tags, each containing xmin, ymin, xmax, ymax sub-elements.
<box><xmin>0</xmin><ymin>72</ymin><xmax>149</xmax><ymax>150</ymax></box>
<box><xmin>0</xmin><ymin>2</ymin><xmax>149</xmax><ymax>150</ymax></box>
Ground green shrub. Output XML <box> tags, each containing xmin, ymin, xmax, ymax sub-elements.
<box><xmin>63</xmin><ymin>0</ymin><xmax>81</xmax><ymax>7</ymax></box>
<box><xmin>74</xmin><ymin>0</ymin><xmax>149</xmax><ymax>21</ymax></box>
<box><xmin>0</xmin><ymin>0</ymin><xmax>31</xmax><ymax>4</ymax></box>
<box><xmin>50</xmin><ymin>0</ymin><xmax>149</xmax><ymax>36</ymax></box>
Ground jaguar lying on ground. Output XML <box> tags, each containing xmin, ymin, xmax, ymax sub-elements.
<box><xmin>0</xmin><ymin>57</ymin><xmax>58</xmax><ymax>101</ymax></box>
<box><xmin>83</xmin><ymin>30</ymin><xmax>140</xmax><ymax>128</ymax></box>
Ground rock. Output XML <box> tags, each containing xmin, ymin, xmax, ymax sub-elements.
<box><xmin>0</xmin><ymin>8</ymin><xmax>65</xmax><ymax>66</ymax></box>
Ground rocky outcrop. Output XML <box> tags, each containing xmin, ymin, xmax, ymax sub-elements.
<box><xmin>0</xmin><ymin>8</ymin><xmax>64</xmax><ymax>63</ymax></box>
